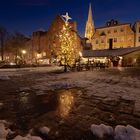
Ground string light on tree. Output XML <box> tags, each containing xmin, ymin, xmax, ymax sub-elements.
<box><xmin>57</xmin><ymin>12</ymin><xmax>77</xmax><ymax>72</ymax></box>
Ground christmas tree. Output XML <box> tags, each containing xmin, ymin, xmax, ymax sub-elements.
<box><xmin>57</xmin><ymin>13</ymin><xmax>77</xmax><ymax>72</ymax></box>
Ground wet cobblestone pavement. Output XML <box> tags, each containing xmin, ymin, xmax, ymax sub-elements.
<box><xmin>0</xmin><ymin>67</ymin><xmax>140</xmax><ymax>139</ymax></box>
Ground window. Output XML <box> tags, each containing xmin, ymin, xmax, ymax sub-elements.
<box><xmin>139</xmin><ymin>27</ymin><xmax>140</xmax><ymax>33</ymax></box>
<box><xmin>128</xmin><ymin>37</ymin><xmax>132</xmax><ymax>41</ymax></box>
<box><xmin>108</xmin><ymin>30</ymin><xmax>111</xmax><ymax>34</ymax></box>
<box><xmin>101</xmin><ymin>40</ymin><xmax>104</xmax><ymax>43</ymax></box>
<box><xmin>114</xmin><ymin>29</ymin><xmax>117</xmax><ymax>33</ymax></box>
<box><xmin>139</xmin><ymin>37</ymin><xmax>140</xmax><ymax>42</ymax></box>
<box><xmin>107</xmin><ymin>22</ymin><xmax>110</xmax><ymax>26</ymax></box>
<box><xmin>114</xmin><ymin>38</ymin><xmax>117</xmax><ymax>42</ymax></box>
<box><xmin>120</xmin><ymin>28</ymin><xmax>124</xmax><ymax>32</ymax></box>
<box><xmin>96</xmin><ymin>40</ymin><xmax>98</xmax><ymax>44</ymax></box>
<box><xmin>100</xmin><ymin>31</ymin><xmax>106</xmax><ymax>36</ymax></box>
<box><xmin>121</xmin><ymin>37</ymin><xmax>124</xmax><ymax>42</ymax></box>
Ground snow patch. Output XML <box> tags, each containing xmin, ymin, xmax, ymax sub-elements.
<box><xmin>39</xmin><ymin>126</ymin><xmax>50</xmax><ymax>135</ymax></box>
<box><xmin>13</xmin><ymin>134</ymin><xmax>43</xmax><ymax>140</ymax></box>
<box><xmin>0</xmin><ymin>120</ymin><xmax>13</xmax><ymax>140</ymax></box>
<box><xmin>0</xmin><ymin>75</ymin><xmax>10</xmax><ymax>80</ymax></box>
<box><xmin>115</xmin><ymin>125</ymin><xmax>140</xmax><ymax>140</ymax></box>
<box><xmin>91</xmin><ymin>124</ymin><xmax>140</xmax><ymax>140</ymax></box>
<box><xmin>91</xmin><ymin>124</ymin><xmax>113</xmax><ymax>138</ymax></box>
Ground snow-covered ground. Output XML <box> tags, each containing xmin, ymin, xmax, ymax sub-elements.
<box><xmin>0</xmin><ymin>66</ymin><xmax>140</xmax><ymax>139</ymax></box>
<box><xmin>0</xmin><ymin>66</ymin><xmax>62</xmax><ymax>81</ymax></box>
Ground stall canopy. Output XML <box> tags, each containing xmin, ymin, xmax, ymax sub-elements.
<box><xmin>83</xmin><ymin>46</ymin><xmax>140</xmax><ymax>57</ymax></box>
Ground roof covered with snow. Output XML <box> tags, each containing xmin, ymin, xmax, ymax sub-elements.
<box><xmin>82</xmin><ymin>46</ymin><xmax>140</xmax><ymax>57</ymax></box>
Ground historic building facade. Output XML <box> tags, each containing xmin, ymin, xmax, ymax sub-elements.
<box><xmin>30</xmin><ymin>15</ymin><xmax>82</xmax><ymax>64</ymax></box>
<box><xmin>134</xmin><ymin>21</ymin><xmax>140</xmax><ymax>47</ymax></box>
<box><xmin>83</xmin><ymin>4</ymin><xmax>140</xmax><ymax>66</ymax></box>
<box><xmin>85</xmin><ymin>4</ymin><xmax>140</xmax><ymax>50</ymax></box>
<box><xmin>1</xmin><ymin>14</ymin><xmax>82</xmax><ymax>65</ymax></box>
<box><xmin>92</xmin><ymin>20</ymin><xmax>135</xmax><ymax>50</ymax></box>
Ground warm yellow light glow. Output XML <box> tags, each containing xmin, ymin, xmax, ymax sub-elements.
<box><xmin>17</xmin><ymin>56</ymin><xmax>20</xmax><ymax>59</ymax></box>
<box><xmin>79</xmin><ymin>51</ymin><xmax>82</xmax><ymax>57</ymax></box>
<box><xmin>36</xmin><ymin>53</ymin><xmax>42</xmax><ymax>58</ymax></box>
<box><xmin>21</xmin><ymin>50</ymin><xmax>27</xmax><ymax>54</ymax></box>
<box><xmin>57</xmin><ymin>22</ymin><xmax>77</xmax><ymax>66</ymax></box>
<box><xmin>59</xmin><ymin>91</ymin><xmax>74</xmax><ymax>118</ymax></box>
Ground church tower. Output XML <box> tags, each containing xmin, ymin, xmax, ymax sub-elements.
<box><xmin>85</xmin><ymin>3</ymin><xmax>95</xmax><ymax>40</ymax></box>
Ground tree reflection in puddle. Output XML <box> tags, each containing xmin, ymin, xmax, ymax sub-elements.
<box><xmin>58</xmin><ymin>90</ymin><xmax>74</xmax><ymax>118</ymax></box>
<box><xmin>15</xmin><ymin>89</ymin><xmax>75</xmax><ymax>131</ymax></box>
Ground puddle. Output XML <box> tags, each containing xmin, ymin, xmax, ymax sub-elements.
<box><xmin>14</xmin><ymin>89</ymin><xmax>75</xmax><ymax>131</ymax></box>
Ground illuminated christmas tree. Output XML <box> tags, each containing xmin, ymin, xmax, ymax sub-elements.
<box><xmin>57</xmin><ymin>13</ymin><xmax>77</xmax><ymax>72</ymax></box>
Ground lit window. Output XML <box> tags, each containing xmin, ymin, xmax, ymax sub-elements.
<box><xmin>114</xmin><ymin>38</ymin><xmax>117</xmax><ymax>42</ymax></box>
<box><xmin>107</xmin><ymin>39</ymin><xmax>109</xmax><ymax>43</ymax></box>
<box><xmin>114</xmin><ymin>29</ymin><xmax>117</xmax><ymax>33</ymax></box>
<box><xmin>139</xmin><ymin>37</ymin><xmax>140</xmax><ymax>42</ymax></box>
<box><xmin>120</xmin><ymin>28</ymin><xmax>124</xmax><ymax>32</ymax></box>
<box><xmin>101</xmin><ymin>40</ymin><xmax>104</xmax><ymax>43</ymax></box>
<box><xmin>107</xmin><ymin>22</ymin><xmax>110</xmax><ymax>26</ymax></box>
<box><xmin>96</xmin><ymin>40</ymin><xmax>98</xmax><ymax>44</ymax></box>
<box><xmin>128</xmin><ymin>37</ymin><xmax>132</xmax><ymax>41</ymax></box>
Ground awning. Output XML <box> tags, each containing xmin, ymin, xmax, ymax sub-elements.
<box><xmin>82</xmin><ymin>46</ymin><xmax>140</xmax><ymax>57</ymax></box>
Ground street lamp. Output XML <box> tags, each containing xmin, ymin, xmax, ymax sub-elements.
<box><xmin>21</xmin><ymin>50</ymin><xmax>27</xmax><ymax>64</ymax></box>
<box><xmin>36</xmin><ymin>53</ymin><xmax>41</xmax><ymax>59</ymax></box>
<box><xmin>21</xmin><ymin>50</ymin><xmax>27</xmax><ymax>55</ymax></box>
<box><xmin>78</xmin><ymin>51</ymin><xmax>82</xmax><ymax>71</ymax></box>
<box><xmin>79</xmin><ymin>51</ymin><xmax>82</xmax><ymax>57</ymax></box>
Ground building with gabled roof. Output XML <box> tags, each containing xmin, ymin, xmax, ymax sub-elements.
<box><xmin>84</xmin><ymin>4</ymin><xmax>140</xmax><ymax>50</ymax></box>
<box><xmin>30</xmin><ymin>15</ymin><xmax>82</xmax><ymax>64</ymax></box>
<box><xmin>83</xmin><ymin>4</ymin><xmax>140</xmax><ymax>66</ymax></box>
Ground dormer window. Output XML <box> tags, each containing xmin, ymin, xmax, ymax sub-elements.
<box><xmin>96</xmin><ymin>40</ymin><xmax>98</xmax><ymax>44</ymax></box>
<box><xmin>100</xmin><ymin>31</ymin><xmax>106</xmax><ymax>36</ymax></box>
<box><xmin>107</xmin><ymin>22</ymin><xmax>110</xmax><ymax>26</ymax></box>
<box><xmin>120</xmin><ymin>28</ymin><xmax>124</xmax><ymax>32</ymax></box>
<box><xmin>114</xmin><ymin>29</ymin><xmax>117</xmax><ymax>33</ymax></box>
<box><xmin>106</xmin><ymin>19</ymin><xmax>119</xmax><ymax>27</ymax></box>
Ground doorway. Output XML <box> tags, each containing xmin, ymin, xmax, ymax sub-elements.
<box><xmin>109</xmin><ymin>38</ymin><xmax>113</xmax><ymax>50</ymax></box>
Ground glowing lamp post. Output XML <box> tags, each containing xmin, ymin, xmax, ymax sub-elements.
<box><xmin>36</xmin><ymin>53</ymin><xmax>41</xmax><ymax>59</ymax></box>
<box><xmin>78</xmin><ymin>51</ymin><xmax>82</xmax><ymax>71</ymax></box>
<box><xmin>79</xmin><ymin>51</ymin><xmax>82</xmax><ymax>57</ymax></box>
<box><xmin>21</xmin><ymin>50</ymin><xmax>27</xmax><ymax>64</ymax></box>
<box><xmin>21</xmin><ymin>50</ymin><xmax>27</xmax><ymax>55</ymax></box>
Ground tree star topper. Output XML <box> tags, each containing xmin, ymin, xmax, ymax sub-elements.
<box><xmin>62</xmin><ymin>12</ymin><xmax>72</xmax><ymax>24</ymax></box>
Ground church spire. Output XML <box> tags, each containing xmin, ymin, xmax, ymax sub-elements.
<box><xmin>88</xmin><ymin>3</ymin><xmax>93</xmax><ymax>22</ymax></box>
<box><xmin>85</xmin><ymin>3</ymin><xmax>95</xmax><ymax>40</ymax></box>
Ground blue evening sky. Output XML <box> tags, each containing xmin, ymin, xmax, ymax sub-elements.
<box><xmin>0</xmin><ymin>0</ymin><xmax>140</xmax><ymax>37</ymax></box>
